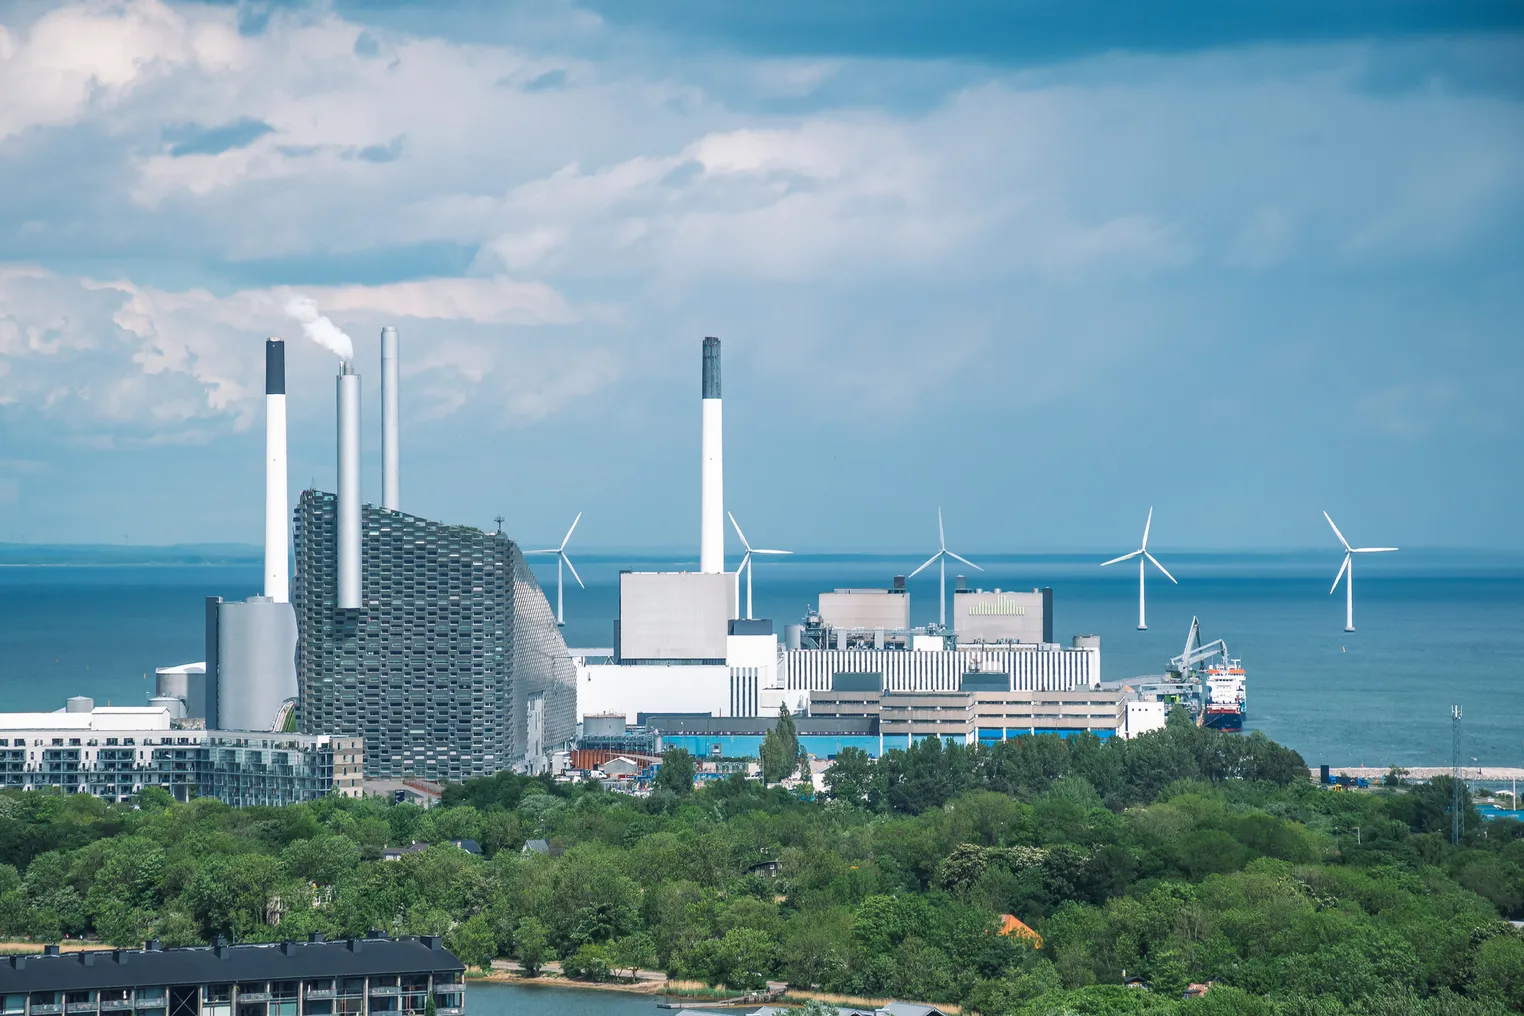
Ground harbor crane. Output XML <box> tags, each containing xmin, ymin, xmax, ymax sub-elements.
<box><xmin>1170</xmin><ymin>616</ymin><xmax>1229</xmax><ymax>677</ymax></box>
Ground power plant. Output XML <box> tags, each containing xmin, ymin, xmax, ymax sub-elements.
<box><xmin>5</xmin><ymin>305</ymin><xmax>1416</xmax><ymax>800</ymax></box>
<box><xmin>294</xmin><ymin>332</ymin><xmax>575</xmax><ymax>781</ymax></box>
<box><xmin>203</xmin><ymin>337</ymin><xmax>300</xmax><ymax>733</ymax></box>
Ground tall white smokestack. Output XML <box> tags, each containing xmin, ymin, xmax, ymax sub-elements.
<box><xmin>263</xmin><ymin>338</ymin><xmax>289</xmax><ymax>602</ymax></box>
<box><xmin>381</xmin><ymin>326</ymin><xmax>399</xmax><ymax>511</ymax></box>
<box><xmin>700</xmin><ymin>337</ymin><xmax>723</xmax><ymax>574</ymax></box>
<box><xmin>337</xmin><ymin>361</ymin><xmax>362</xmax><ymax>610</ymax></box>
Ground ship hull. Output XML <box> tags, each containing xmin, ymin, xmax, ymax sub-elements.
<box><xmin>1202</xmin><ymin>710</ymin><xmax>1244</xmax><ymax>732</ymax></box>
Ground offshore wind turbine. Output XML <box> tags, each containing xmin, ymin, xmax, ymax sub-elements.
<box><xmin>528</xmin><ymin>512</ymin><xmax>583</xmax><ymax>626</ymax></box>
<box><xmin>1101</xmin><ymin>507</ymin><xmax>1177</xmax><ymax>630</ymax></box>
<box><xmin>729</xmin><ymin>512</ymin><xmax>790</xmax><ymax>620</ymax></box>
<box><xmin>908</xmin><ymin>507</ymin><xmax>981</xmax><ymax>630</ymax></box>
<box><xmin>1324</xmin><ymin>511</ymin><xmax>1397</xmax><ymax>632</ymax></box>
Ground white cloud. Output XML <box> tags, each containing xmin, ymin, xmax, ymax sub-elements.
<box><xmin>0</xmin><ymin>0</ymin><xmax>1519</xmax><ymax>477</ymax></box>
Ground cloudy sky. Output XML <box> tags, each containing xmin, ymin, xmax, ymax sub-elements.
<box><xmin>0</xmin><ymin>0</ymin><xmax>1520</xmax><ymax>553</ymax></box>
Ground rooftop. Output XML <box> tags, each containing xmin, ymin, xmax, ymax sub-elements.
<box><xmin>0</xmin><ymin>934</ymin><xmax>463</xmax><ymax>992</ymax></box>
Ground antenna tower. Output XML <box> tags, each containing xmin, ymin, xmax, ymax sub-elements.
<box><xmin>493</xmin><ymin>515</ymin><xmax>505</xmax><ymax>535</ymax></box>
<box><xmin>1451</xmin><ymin>704</ymin><xmax>1463</xmax><ymax>845</ymax></box>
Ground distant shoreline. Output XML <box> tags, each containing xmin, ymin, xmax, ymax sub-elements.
<box><xmin>0</xmin><ymin>562</ymin><xmax>258</xmax><ymax>568</ymax></box>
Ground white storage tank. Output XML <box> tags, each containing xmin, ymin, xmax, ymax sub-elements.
<box><xmin>66</xmin><ymin>696</ymin><xmax>94</xmax><ymax>713</ymax></box>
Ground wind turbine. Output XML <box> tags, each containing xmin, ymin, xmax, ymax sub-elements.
<box><xmin>908</xmin><ymin>507</ymin><xmax>981</xmax><ymax>630</ymax></box>
<box><xmin>729</xmin><ymin>512</ymin><xmax>790</xmax><ymax>620</ymax></box>
<box><xmin>1324</xmin><ymin>511</ymin><xmax>1397</xmax><ymax>632</ymax></box>
<box><xmin>527</xmin><ymin>512</ymin><xmax>583</xmax><ymax>626</ymax></box>
<box><xmin>1101</xmin><ymin>507</ymin><xmax>1177</xmax><ymax>631</ymax></box>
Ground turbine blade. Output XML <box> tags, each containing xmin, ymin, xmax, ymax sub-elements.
<box><xmin>1330</xmin><ymin>553</ymin><xmax>1350</xmax><ymax>595</ymax></box>
<box><xmin>946</xmin><ymin>551</ymin><xmax>983</xmax><ymax>572</ymax></box>
<box><xmin>738</xmin><ymin>551</ymin><xmax>752</xmax><ymax>575</ymax></box>
<box><xmin>938</xmin><ymin>507</ymin><xmax>945</xmax><ymax>551</ymax></box>
<box><xmin>909</xmin><ymin>551</ymin><xmax>941</xmax><ymax>578</ymax></box>
<box><xmin>1101</xmin><ymin>550</ymin><xmax>1142</xmax><ymax>567</ymax></box>
<box><xmin>1323</xmin><ymin>511</ymin><xmax>1351</xmax><ymax>552</ymax></box>
<box><xmin>1142</xmin><ymin>507</ymin><xmax>1153</xmax><ymax>550</ymax></box>
<box><xmin>562</xmin><ymin>553</ymin><xmax>585</xmax><ymax>589</ymax></box>
<box><xmin>1353</xmin><ymin>547</ymin><xmax>1398</xmax><ymax>553</ymax></box>
<box><xmin>753</xmin><ymin>549</ymin><xmax>792</xmax><ymax>556</ymax></box>
<box><xmin>728</xmin><ymin>511</ymin><xmax>750</xmax><ymax>551</ymax></box>
<box><xmin>526</xmin><ymin>548</ymin><xmax>559</xmax><ymax>555</ymax></box>
<box><xmin>560</xmin><ymin>511</ymin><xmax>582</xmax><ymax>551</ymax></box>
<box><xmin>1144</xmin><ymin>551</ymin><xmax>1178</xmax><ymax>584</ymax></box>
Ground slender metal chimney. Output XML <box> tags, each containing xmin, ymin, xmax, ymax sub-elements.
<box><xmin>380</xmin><ymin>326</ymin><xmax>399</xmax><ymax>512</ymax></box>
<box><xmin>264</xmin><ymin>339</ymin><xmax>289</xmax><ymax>602</ymax></box>
<box><xmin>700</xmin><ymin>337</ymin><xmax>723</xmax><ymax>574</ymax></box>
<box><xmin>337</xmin><ymin>361</ymin><xmax>361</xmax><ymax>610</ymax></box>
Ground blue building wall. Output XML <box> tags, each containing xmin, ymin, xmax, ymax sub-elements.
<box><xmin>977</xmin><ymin>728</ymin><xmax>1115</xmax><ymax>745</ymax></box>
<box><xmin>659</xmin><ymin>734</ymin><xmax>882</xmax><ymax>760</ymax></box>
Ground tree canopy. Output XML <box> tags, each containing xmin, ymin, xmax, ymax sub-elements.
<box><xmin>0</xmin><ymin>721</ymin><xmax>1520</xmax><ymax>1015</ymax></box>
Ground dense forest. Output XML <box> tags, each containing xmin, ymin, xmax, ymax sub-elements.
<box><xmin>3</xmin><ymin>717</ymin><xmax>1523</xmax><ymax>1015</ymax></box>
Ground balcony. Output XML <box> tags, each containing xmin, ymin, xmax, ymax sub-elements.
<box><xmin>66</xmin><ymin>1005</ymin><xmax>98</xmax><ymax>1014</ymax></box>
<box><xmin>100</xmin><ymin>1001</ymin><xmax>134</xmax><ymax>1011</ymax></box>
<box><xmin>29</xmin><ymin>1006</ymin><xmax>62</xmax><ymax>1015</ymax></box>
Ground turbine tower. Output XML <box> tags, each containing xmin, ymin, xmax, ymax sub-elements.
<box><xmin>729</xmin><ymin>512</ymin><xmax>791</xmax><ymax>621</ymax></box>
<box><xmin>1324</xmin><ymin>511</ymin><xmax>1397</xmax><ymax>632</ymax></box>
<box><xmin>908</xmin><ymin>507</ymin><xmax>981</xmax><ymax>631</ymax></box>
<box><xmin>1101</xmin><ymin>507</ymin><xmax>1176</xmax><ymax>631</ymax></box>
<box><xmin>528</xmin><ymin>512</ymin><xmax>584</xmax><ymax>626</ymax></box>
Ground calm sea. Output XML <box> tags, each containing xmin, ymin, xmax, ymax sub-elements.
<box><xmin>1</xmin><ymin>551</ymin><xmax>1520</xmax><ymax>768</ymax></box>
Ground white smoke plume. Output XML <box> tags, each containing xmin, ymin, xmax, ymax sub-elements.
<box><xmin>284</xmin><ymin>295</ymin><xmax>355</xmax><ymax>360</ymax></box>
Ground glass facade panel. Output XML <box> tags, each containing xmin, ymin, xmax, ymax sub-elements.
<box><xmin>295</xmin><ymin>493</ymin><xmax>575</xmax><ymax>779</ymax></box>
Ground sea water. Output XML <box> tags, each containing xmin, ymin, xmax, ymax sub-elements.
<box><xmin>1</xmin><ymin>551</ymin><xmax>1520</xmax><ymax>768</ymax></box>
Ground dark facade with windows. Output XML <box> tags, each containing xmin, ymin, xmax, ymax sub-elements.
<box><xmin>294</xmin><ymin>491</ymin><xmax>575</xmax><ymax>781</ymax></box>
<box><xmin>0</xmin><ymin>729</ymin><xmax>359</xmax><ymax>807</ymax></box>
<box><xmin>0</xmin><ymin>934</ymin><xmax>464</xmax><ymax>1016</ymax></box>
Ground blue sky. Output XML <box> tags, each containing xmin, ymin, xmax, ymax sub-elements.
<box><xmin>0</xmin><ymin>0</ymin><xmax>1520</xmax><ymax>553</ymax></box>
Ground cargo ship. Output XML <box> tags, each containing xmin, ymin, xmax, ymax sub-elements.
<box><xmin>1201</xmin><ymin>659</ymin><xmax>1247</xmax><ymax>731</ymax></box>
<box><xmin>1169</xmin><ymin>617</ymin><xmax>1247</xmax><ymax>732</ymax></box>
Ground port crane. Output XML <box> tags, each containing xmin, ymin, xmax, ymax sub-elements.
<box><xmin>1170</xmin><ymin>616</ymin><xmax>1229</xmax><ymax>677</ymax></box>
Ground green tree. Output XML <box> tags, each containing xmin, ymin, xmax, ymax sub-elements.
<box><xmin>563</xmin><ymin>942</ymin><xmax>613</xmax><ymax>981</ymax></box>
<box><xmin>1474</xmin><ymin>933</ymin><xmax>1524</xmax><ymax>1010</ymax></box>
<box><xmin>513</xmin><ymin>916</ymin><xmax>549</xmax><ymax>977</ymax></box>
<box><xmin>447</xmin><ymin>912</ymin><xmax>496</xmax><ymax>972</ymax></box>
<box><xmin>760</xmin><ymin>703</ymin><xmax>800</xmax><ymax>785</ymax></box>
<box><xmin>610</xmin><ymin>930</ymin><xmax>657</xmax><ymax>980</ymax></box>
<box><xmin>653</xmin><ymin>749</ymin><xmax>696</xmax><ymax>797</ymax></box>
<box><xmin>823</xmin><ymin>747</ymin><xmax>876</xmax><ymax>806</ymax></box>
<box><xmin>714</xmin><ymin>926</ymin><xmax>777</xmax><ymax>990</ymax></box>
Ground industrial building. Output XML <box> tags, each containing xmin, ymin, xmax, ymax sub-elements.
<box><xmin>0</xmin><ymin>700</ymin><xmax>361</xmax><ymax>805</ymax></box>
<box><xmin>294</xmin><ymin>494</ymin><xmax>576</xmax><ymax>782</ymax></box>
<box><xmin>189</xmin><ymin>338</ymin><xmax>301</xmax><ymax>735</ymax></box>
<box><xmin>0</xmin><ymin>933</ymin><xmax>465</xmax><ymax>1015</ymax></box>
<box><xmin>292</xmin><ymin>338</ymin><xmax>574</xmax><ymax>781</ymax></box>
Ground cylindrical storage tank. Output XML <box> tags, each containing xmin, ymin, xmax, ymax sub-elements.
<box><xmin>784</xmin><ymin>624</ymin><xmax>802</xmax><ymax>650</ymax></box>
<box><xmin>583</xmin><ymin>713</ymin><xmax>627</xmax><ymax>738</ymax></box>
<box><xmin>1072</xmin><ymin>634</ymin><xmax>1101</xmax><ymax>650</ymax></box>
<box><xmin>155</xmin><ymin>667</ymin><xmax>190</xmax><ymax>702</ymax></box>
<box><xmin>66</xmin><ymin>696</ymin><xmax>94</xmax><ymax>713</ymax></box>
<box><xmin>217</xmin><ymin>596</ymin><xmax>300</xmax><ymax>731</ymax></box>
<box><xmin>149</xmin><ymin>696</ymin><xmax>186</xmax><ymax>720</ymax></box>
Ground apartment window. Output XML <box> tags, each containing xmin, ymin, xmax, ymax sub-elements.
<box><xmin>1</xmin><ymin>995</ymin><xmax>25</xmax><ymax>1015</ymax></box>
